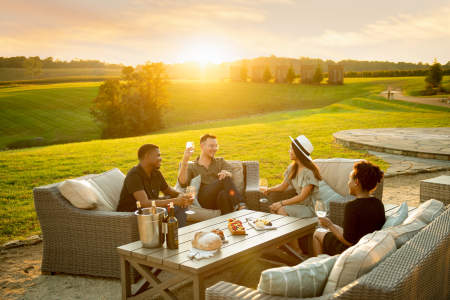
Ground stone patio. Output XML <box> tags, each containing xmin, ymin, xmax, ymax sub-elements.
<box><xmin>334</xmin><ymin>128</ymin><xmax>450</xmax><ymax>161</ymax></box>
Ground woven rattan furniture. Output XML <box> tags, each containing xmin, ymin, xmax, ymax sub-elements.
<box><xmin>33</xmin><ymin>161</ymin><xmax>260</xmax><ymax>278</ymax></box>
<box><xmin>118</xmin><ymin>209</ymin><xmax>316</xmax><ymax>300</ymax></box>
<box><xmin>420</xmin><ymin>175</ymin><xmax>450</xmax><ymax>205</ymax></box>
<box><xmin>206</xmin><ymin>205</ymin><xmax>450</xmax><ymax>300</ymax></box>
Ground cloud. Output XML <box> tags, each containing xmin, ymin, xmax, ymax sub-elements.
<box><xmin>308</xmin><ymin>5</ymin><xmax>450</xmax><ymax>47</ymax></box>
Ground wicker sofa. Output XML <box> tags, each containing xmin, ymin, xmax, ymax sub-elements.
<box><xmin>206</xmin><ymin>205</ymin><xmax>450</xmax><ymax>300</ymax></box>
<box><xmin>33</xmin><ymin>161</ymin><xmax>260</xmax><ymax>278</ymax></box>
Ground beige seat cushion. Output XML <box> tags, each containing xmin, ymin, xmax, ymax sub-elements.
<box><xmin>58</xmin><ymin>179</ymin><xmax>101</xmax><ymax>209</ymax></box>
<box><xmin>313</xmin><ymin>158</ymin><xmax>362</xmax><ymax>196</ymax></box>
<box><xmin>323</xmin><ymin>231</ymin><xmax>396</xmax><ymax>293</ymax></box>
<box><xmin>258</xmin><ymin>254</ymin><xmax>338</xmax><ymax>298</ymax></box>
<box><xmin>227</xmin><ymin>160</ymin><xmax>245</xmax><ymax>195</ymax></box>
<box><xmin>403</xmin><ymin>199</ymin><xmax>444</xmax><ymax>225</ymax></box>
<box><xmin>88</xmin><ymin>168</ymin><xmax>125</xmax><ymax>211</ymax></box>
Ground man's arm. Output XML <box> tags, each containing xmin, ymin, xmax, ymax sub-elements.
<box><xmin>162</xmin><ymin>186</ymin><xmax>180</xmax><ymax>198</ymax></box>
<box><xmin>133</xmin><ymin>190</ymin><xmax>192</xmax><ymax>208</ymax></box>
<box><xmin>178</xmin><ymin>147</ymin><xmax>193</xmax><ymax>186</ymax></box>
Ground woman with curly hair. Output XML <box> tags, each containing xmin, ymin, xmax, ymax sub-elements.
<box><xmin>313</xmin><ymin>161</ymin><xmax>385</xmax><ymax>256</ymax></box>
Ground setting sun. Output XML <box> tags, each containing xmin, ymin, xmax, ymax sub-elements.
<box><xmin>180</xmin><ymin>41</ymin><xmax>234</xmax><ymax>65</ymax></box>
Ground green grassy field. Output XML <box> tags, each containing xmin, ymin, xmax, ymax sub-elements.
<box><xmin>1</xmin><ymin>89</ymin><xmax>449</xmax><ymax>243</ymax></box>
<box><xmin>0</xmin><ymin>77</ymin><xmax>442</xmax><ymax>150</ymax></box>
<box><xmin>402</xmin><ymin>75</ymin><xmax>450</xmax><ymax>97</ymax></box>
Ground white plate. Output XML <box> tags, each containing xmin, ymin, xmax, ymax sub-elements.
<box><xmin>246</xmin><ymin>218</ymin><xmax>277</xmax><ymax>231</ymax></box>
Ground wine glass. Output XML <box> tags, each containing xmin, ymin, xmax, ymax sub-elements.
<box><xmin>186</xmin><ymin>141</ymin><xmax>194</xmax><ymax>154</ymax></box>
<box><xmin>259</xmin><ymin>178</ymin><xmax>269</xmax><ymax>206</ymax></box>
<box><xmin>184</xmin><ymin>185</ymin><xmax>196</xmax><ymax>215</ymax></box>
<box><xmin>315</xmin><ymin>199</ymin><xmax>328</xmax><ymax>232</ymax></box>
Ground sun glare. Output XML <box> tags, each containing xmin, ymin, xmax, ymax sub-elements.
<box><xmin>181</xmin><ymin>42</ymin><xmax>231</xmax><ymax>65</ymax></box>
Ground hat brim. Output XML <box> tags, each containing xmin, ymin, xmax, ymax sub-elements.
<box><xmin>289</xmin><ymin>136</ymin><xmax>312</xmax><ymax>161</ymax></box>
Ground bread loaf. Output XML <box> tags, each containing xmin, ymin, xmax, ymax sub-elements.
<box><xmin>192</xmin><ymin>232</ymin><xmax>222</xmax><ymax>251</ymax></box>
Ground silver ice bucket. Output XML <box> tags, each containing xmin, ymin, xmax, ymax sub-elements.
<box><xmin>135</xmin><ymin>207</ymin><xmax>166</xmax><ymax>248</ymax></box>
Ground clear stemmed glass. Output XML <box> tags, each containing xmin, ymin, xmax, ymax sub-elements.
<box><xmin>184</xmin><ymin>185</ymin><xmax>196</xmax><ymax>215</ymax></box>
<box><xmin>259</xmin><ymin>178</ymin><xmax>269</xmax><ymax>205</ymax></box>
<box><xmin>315</xmin><ymin>199</ymin><xmax>328</xmax><ymax>232</ymax></box>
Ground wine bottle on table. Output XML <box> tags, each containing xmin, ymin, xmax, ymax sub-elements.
<box><xmin>166</xmin><ymin>202</ymin><xmax>179</xmax><ymax>249</ymax></box>
<box><xmin>136</xmin><ymin>201</ymin><xmax>143</xmax><ymax>215</ymax></box>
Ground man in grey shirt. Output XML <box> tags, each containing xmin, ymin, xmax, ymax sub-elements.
<box><xmin>178</xmin><ymin>134</ymin><xmax>245</xmax><ymax>214</ymax></box>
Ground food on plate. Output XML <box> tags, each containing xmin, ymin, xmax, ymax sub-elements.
<box><xmin>211</xmin><ymin>229</ymin><xmax>225</xmax><ymax>241</ymax></box>
<box><xmin>228</xmin><ymin>218</ymin><xmax>246</xmax><ymax>235</ymax></box>
<box><xmin>192</xmin><ymin>231</ymin><xmax>223</xmax><ymax>251</ymax></box>
<box><xmin>254</xmin><ymin>220</ymin><xmax>266</xmax><ymax>229</ymax></box>
<box><xmin>255</xmin><ymin>218</ymin><xmax>272</xmax><ymax>226</ymax></box>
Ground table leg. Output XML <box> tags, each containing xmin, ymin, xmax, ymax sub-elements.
<box><xmin>120</xmin><ymin>256</ymin><xmax>132</xmax><ymax>299</ymax></box>
<box><xmin>193</xmin><ymin>275</ymin><xmax>205</xmax><ymax>300</ymax></box>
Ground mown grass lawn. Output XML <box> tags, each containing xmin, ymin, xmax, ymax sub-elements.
<box><xmin>0</xmin><ymin>76</ymin><xmax>437</xmax><ymax>150</ymax></box>
<box><xmin>401</xmin><ymin>75</ymin><xmax>450</xmax><ymax>97</ymax></box>
<box><xmin>0</xmin><ymin>92</ymin><xmax>449</xmax><ymax>243</ymax></box>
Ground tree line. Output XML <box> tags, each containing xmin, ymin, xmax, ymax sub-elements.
<box><xmin>0</xmin><ymin>56</ymin><xmax>122</xmax><ymax>68</ymax></box>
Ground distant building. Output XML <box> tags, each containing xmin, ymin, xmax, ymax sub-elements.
<box><xmin>230</xmin><ymin>65</ymin><xmax>241</xmax><ymax>81</ymax></box>
<box><xmin>328</xmin><ymin>64</ymin><xmax>344</xmax><ymax>84</ymax></box>
<box><xmin>251</xmin><ymin>65</ymin><xmax>265</xmax><ymax>82</ymax></box>
<box><xmin>300</xmin><ymin>65</ymin><xmax>315</xmax><ymax>84</ymax></box>
<box><xmin>275</xmin><ymin>65</ymin><xmax>289</xmax><ymax>83</ymax></box>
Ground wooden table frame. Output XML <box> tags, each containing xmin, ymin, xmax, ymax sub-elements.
<box><xmin>118</xmin><ymin>209</ymin><xmax>317</xmax><ymax>300</ymax></box>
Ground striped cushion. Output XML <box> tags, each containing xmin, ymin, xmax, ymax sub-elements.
<box><xmin>323</xmin><ymin>231</ymin><xmax>396</xmax><ymax>293</ymax></box>
<box><xmin>383</xmin><ymin>219</ymin><xmax>426</xmax><ymax>248</ymax></box>
<box><xmin>403</xmin><ymin>199</ymin><xmax>444</xmax><ymax>225</ymax></box>
<box><xmin>258</xmin><ymin>254</ymin><xmax>337</xmax><ymax>298</ymax></box>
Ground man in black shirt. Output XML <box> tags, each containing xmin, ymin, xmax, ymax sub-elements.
<box><xmin>117</xmin><ymin>144</ymin><xmax>193</xmax><ymax>227</ymax></box>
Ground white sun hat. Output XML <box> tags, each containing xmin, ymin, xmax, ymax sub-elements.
<box><xmin>289</xmin><ymin>135</ymin><xmax>314</xmax><ymax>161</ymax></box>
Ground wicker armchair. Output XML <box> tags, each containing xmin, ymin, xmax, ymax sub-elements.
<box><xmin>206</xmin><ymin>205</ymin><xmax>450</xmax><ymax>300</ymax></box>
<box><xmin>33</xmin><ymin>161</ymin><xmax>260</xmax><ymax>278</ymax></box>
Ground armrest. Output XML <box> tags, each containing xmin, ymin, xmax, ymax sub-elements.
<box><xmin>329</xmin><ymin>201</ymin><xmax>346</xmax><ymax>227</ymax></box>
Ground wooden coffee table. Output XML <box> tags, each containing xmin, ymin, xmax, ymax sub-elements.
<box><xmin>117</xmin><ymin>209</ymin><xmax>317</xmax><ymax>300</ymax></box>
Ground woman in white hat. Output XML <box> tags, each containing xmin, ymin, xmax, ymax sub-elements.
<box><xmin>264</xmin><ymin>135</ymin><xmax>322</xmax><ymax>219</ymax></box>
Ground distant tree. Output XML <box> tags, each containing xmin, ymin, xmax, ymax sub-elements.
<box><xmin>263</xmin><ymin>66</ymin><xmax>272</xmax><ymax>82</ymax></box>
<box><xmin>23</xmin><ymin>57</ymin><xmax>42</xmax><ymax>79</ymax></box>
<box><xmin>425</xmin><ymin>60</ymin><xmax>443</xmax><ymax>89</ymax></box>
<box><xmin>312</xmin><ymin>64</ymin><xmax>323</xmax><ymax>84</ymax></box>
<box><xmin>121</xmin><ymin>66</ymin><xmax>134</xmax><ymax>80</ymax></box>
<box><xmin>91</xmin><ymin>62</ymin><xmax>169</xmax><ymax>138</ymax></box>
<box><xmin>240</xmin><ymin>63</ymin><xmax>248</xmax><ymax>82</ymax></box>
<box><xmin>285</xmin><ymin>65</ymin><xmax>296</xmax><ymax>83</ymax></box>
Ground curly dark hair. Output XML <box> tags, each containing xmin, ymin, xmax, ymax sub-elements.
<box><xmin>352</xmin><ymin>161</ymin><xmax>384</xmax><ymax>192</ymax></box>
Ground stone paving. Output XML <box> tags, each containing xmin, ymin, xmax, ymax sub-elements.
<box><xmin>369</xmin><ymin>151</ymin><xmax>450</xmax><ymax>177</ymax></box>
<box><xmin>334</xmin><ymin>128</ymin><xmax>450</xmax><ymax>161</ymax></box>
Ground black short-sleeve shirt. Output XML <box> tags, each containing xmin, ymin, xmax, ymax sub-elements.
<box><xmin>117</xmin><ymin>165</ymin><xmax>169</xmax><ymax>212</ymax></box>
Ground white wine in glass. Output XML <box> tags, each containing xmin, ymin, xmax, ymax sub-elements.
<box><xmin>184</xmin><ymin>185</ymin><xmax>196</xmax><ymax>215</ymax></box>
<box><xmin>259</xmin><ymin>178</ymin><xmax>269</xmax><ymax>204</ymax></box>
<box><xmin>315</xmin><ymin>200</ymin><xmax>328</xmax><ymax>232</ymax></box>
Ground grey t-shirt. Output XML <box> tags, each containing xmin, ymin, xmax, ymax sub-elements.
<box><xmin>283</xmin><ymin>165</ymin><xmax>320</xmax><ymax>218</ymax></box>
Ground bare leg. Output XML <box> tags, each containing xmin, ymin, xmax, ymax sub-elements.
<box><xmin>313</xmin><ymin>230</ymin><xmax>328</xmax><ymax>256</ymax></box>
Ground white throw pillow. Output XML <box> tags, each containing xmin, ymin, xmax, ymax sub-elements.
<box><xmin>258</xmin><ymin>255</ymin><xmax>338</xmax><ymax>298</ymax></box>
<box><xmin>403</xmin><ymin>199</ymin><xmax>444</xmax><ymax>225</ymax></box>
<box><xmin>58</xmin><ymin>179</ymin><xmax>100</xmax><ymax>209</ymax></box>
<box><xmin>382</xmin><ymin>201</ymin><xmax>409</xmax><ymax>229</ymax></box>
<box><xmin>323</xmin><ymin>231</ymin><xmax>396</xmax><ymax>293</ymax></box>
<box><xmin>88</xmin><ymin>168</ymin><xmax>125</xmax><ymax>211</ymax></box>
<box><xmin>318</xmin><ymin>180</ymin><xmax>345</xmax><ymax>211</ymax></box>
<box><xmin>382</xmin><ymin>219</ymin><xmax>426</xmax><ymax>248</ymax></box>
<box><xmin>313</xmin><ymin>158</ymin><xmax>362</xmax><ymax>196</ymax></box>
<box><xmin>227</xmin><ymin>160</ymin><xmax>245</xmax><ymax>195</ymax></box>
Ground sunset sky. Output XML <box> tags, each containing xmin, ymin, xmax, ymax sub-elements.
<box><xmin>2</xmin><ymin>0</ymin><xmax>450</xmax><ymax>66</ymax></box>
